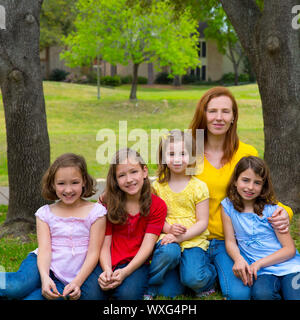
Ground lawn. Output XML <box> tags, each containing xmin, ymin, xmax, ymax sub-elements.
<box><xmin>0</xmin><ymin>82</ymin><xmax>263</xmax><ymax>185</ymax></box>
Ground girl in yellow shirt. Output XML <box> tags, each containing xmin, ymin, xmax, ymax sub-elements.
<box><xmin>189</xmin><ymin>86</ymin><xmax>293</xmax><ymax>300</ymax></box>
<box><xmin>147</xmin><ymin>130</ymin><xmax>217</xmax><ymax>299</ymax></box>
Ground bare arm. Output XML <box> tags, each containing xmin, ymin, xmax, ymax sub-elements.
<box><xmin>162</xmin><ymin>199</ymin><xmax>209</xmax><ymax>245</ymax></box>
<box><xmin>98</xmin><ymin>235</ymin><xmax>114</xmax><ymax>290</ymax></box>
<box><xmin>249</xmin><ymin>228</ymin><xmax>296</xmax><ymax>280</ymax></box>
<box><xmin>63</xmin><ymin>216</ymin><xmax>106</xmax><ymax>299</ymax></box>
<box><xmin>36</xmin><ymin>217</ymin><xmax>60</xmax><ymax>299</ymax></box>
<box><xmin>221</xmin><ymin>207</ymin><xmax>251</xmax><ymax>286</ymax></box>
<box><xmin>109</xmin><ymin>233</ymin><xmax>158</xmax><ymax>289</ymax></box>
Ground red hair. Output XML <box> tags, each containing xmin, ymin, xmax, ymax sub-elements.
<box><xmin>189</xmin><ymin>86</ymin><xmax>239</xmax><ymax>165</ymax></box>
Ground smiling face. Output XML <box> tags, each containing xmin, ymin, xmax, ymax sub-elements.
<box><xmin>115</xmin><ymin>158</ymin><xmax>148</xmax><ymax>198</ymax></box>
<box><xmin>54</xmin><ymin>166</ymin><xmax>84</xmax><ymax>206</ymax></box>
<box><xmin>205</xmin><ymin>95</ymin><xmax>234</xmax><ymax>137</ymax></box>
<box><xmin>235</xmin><ymin>168</ymin><xmax>264</xmax><ymax>205</ymax></box>
<box><xmin>165</xmin><ymin>140</ymin><xmax>189</xmax><ymax>175</ymax></box>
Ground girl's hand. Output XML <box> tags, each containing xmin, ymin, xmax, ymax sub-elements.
<box><xmin>169</xmin><ymin>223</ymin><xmax>187</xmax><ymax>236</ymax></box>
<box><xmin>249</xmin><ymin>261</ymin><xmax>262</xmax><ymax>285</ymax></box>
<box><xmin>62</xmin><ymin>282</ymin><xmax>81</xmax><ymax>300</ymax></box>
<box><xmin>98</xmin><ymin>270</ymin><xmax>114</xmax><ymax>290</ymax></box>
<box><xmin>268</xmin><ymin>207</ymin><xmax>289</xmax><ymax>233</ymax></box>
<box><xmin>110</xmin><ymin>268</ymin><xmax>128</xmax><ymax>289</ymax></box>
<box><xmin>41</xmin><ymin>276</ymin><xmax>61</xmax><ymax>300</ymax></box>
<box><xmin>232</xmin><ymin>256</ymin><xmax>252</xmax><ymax>286</ymax></box>
<box><xmin>161</xmin><ymin>233</ymin><xmax>178</xmax><ymax>245</ymax></box>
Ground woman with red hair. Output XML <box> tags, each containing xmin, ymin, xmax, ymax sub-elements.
<box><xmin>189</xmin><ymin>87</ymin><xmax>293</xmax><ymax>299</ymax></box>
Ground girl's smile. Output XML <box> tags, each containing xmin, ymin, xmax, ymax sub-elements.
<box><xmin>116</xmin><ymin>159</ymin><xmax>148</xmax><ymax>198</ymax></box>
<box><xmin>165</xmin><ymin>141</ymin><xmax>190</xmax><ymax>175</ymax></box>
<box><xmin>235</xmin><ymin>168</ymin><xmax>263</xmax><ymax>204</ymax></box>
<box><xmin>54</xmin><ymin>166</ymin><xmax>85</xmax><ymax>206</ymax></box>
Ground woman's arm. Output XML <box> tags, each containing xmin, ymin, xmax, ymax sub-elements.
<box><xmin>36</xmin><ymin>217</ymin><xmax>61</xmax><ymax>299</ymax></box>
<box><xmin>110</xmin><ymin>233</ymin><xmax>158</xmax><ymax>288</ymax></box>
<box><xmin>221</xmin><ymin>207</ymin><xmax>251</xmax><ymax>286</ymax></box>
<box><xmin>63</xmin><ymin>216</ymin><xmax>106</xmax><ymax>299</ymax></box>
<box><xmin>249</xmin><ymin>229</ymin><xmax>296</xmax><ymax>280</ymax></box>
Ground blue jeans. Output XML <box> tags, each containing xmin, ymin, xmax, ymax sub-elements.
<box><xmin>251</xmin><ymin>273</ymin><xmax>300</xmax><ymax>300</ymax></box>
<box><xmin>0</xmin><ymin>252</ymin><xmax>104</xmax><ymax>300</ymax></box>
<box><xmin>148</xmin><ymin>241</ymin><xmax>217</xmax><ymax>298</ymax></box>
<box><xmin>207</xmin><ymin>239</ymin><xmax>251</xmax><ymax>300</ymax></box>
<box><xmin>91</xmin><ymin>263</ymin><xmax>149</xmax><ymax>300</ymax></box>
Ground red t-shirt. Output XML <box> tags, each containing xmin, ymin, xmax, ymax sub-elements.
<box><xmin>105</xmin><ymin>194</ymin><xmax>167</xmax><ymax>268</ymax></box>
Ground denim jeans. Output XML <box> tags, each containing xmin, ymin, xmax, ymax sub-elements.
<box><xmin>207</xmin><ymin>239</ymin><xmax>251</xmax><ymax>300</ymax></box>
<box><xmin>251</xmin><ymin>272</ymin><xmax>300</xmax><ymax>300</ymax></box>
<box><xmin>91</xmin><ymin>263</ymin><xmax>150</xmax><ymax>300</ymax></box>
<box><xmin>148</xmin><ymin>241</ymin><xmax>217</xmax><ymax>298</ymax></box>
<box><xmin>0</xmin><ymin>252</ymin><xmax>105</xmax><ymax>300</ymax></box>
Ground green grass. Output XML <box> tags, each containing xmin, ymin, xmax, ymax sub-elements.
<box><xmin>0</xmin><ymin>82</ymin><xmax>263</xmax><ymax>185</ymax></box>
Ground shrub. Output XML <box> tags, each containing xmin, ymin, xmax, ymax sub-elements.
<box><xmin>100</xmin><ymin>75</ymin><xmax>121</xmax><ymax>86</ymax></box>
<box><xmin>221</xmin><ymin>72</ymin><xmax>235</xmax><ymax>83</ymax></box>
<box><xmin>49</xmin><ymin>69</ymin><xmax>69</xmax><ymax>82</ymax></box>
<box><xmin>154</xmin><ymin>72</ymin><xmax>173</xmax><ymax>84</ymax></box>
<box><xmin>238</xmin><ymin>73</ymin><xmax>250</xmax><ymax>82</ymax></box>
<box><xmin>182</xmin><ymin>74</ymin><xmax>198</xmax><ymax>84</ymax></box>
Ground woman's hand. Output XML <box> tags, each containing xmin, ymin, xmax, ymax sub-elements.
<box><xmin>169</xmin><ymin>223</ymin><xmax>187</xmax><ymax>236</ymax></box>
<box><xmin>41</xmin><ymin>276</ymin><xmax>61</xmax><ymax>300</ymax></box>
<box><xmin>268</xmin><ymin>207</ymin><xmax>289</xmax><ymax>233</ymax></box>
<box><xmin>232</xmin><ymin>256</ymin><xmax>252</xmax><ymax>286</ymax></box>
<box><xmin>62</xmin><ymin>282</ymin><xmax>81</xmax><ymax>300</ymax></box>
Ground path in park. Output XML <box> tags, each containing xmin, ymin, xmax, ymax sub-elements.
<box><xmin>0</xmin><ymin>179</ymin><xmax>107</xmax><ymax>205</ymax></box>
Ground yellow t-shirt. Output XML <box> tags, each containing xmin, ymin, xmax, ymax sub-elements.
<box><xmin>152</xmin><ymin>176</ymin><xmax>210</xmax><ymax>251</ymax></box>
<box><xmin>196</xmin><ymin>141</ymin><xmax>293</xmax><ymax>240</ymax></box>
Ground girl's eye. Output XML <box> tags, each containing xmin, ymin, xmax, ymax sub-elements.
<box><xmin>255</xmin><ymin>181</ymin><xmax>262</xmax><ymax>185</ymax></box>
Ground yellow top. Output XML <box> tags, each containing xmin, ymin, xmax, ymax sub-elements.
<box><xmin>152</xmin><ymin>176</ymin><xmax>210</xmax><ymax>251</ymax></box>
<box><xmin>196</xmin><ymin>141</ymin><xmax>293</xmax><ymax>240</ymax></box>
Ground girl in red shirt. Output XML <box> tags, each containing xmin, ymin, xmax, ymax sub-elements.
<box><xmin>96</xmin><ymin>148</ymin><xmax>167</xmax><ymax>300</ymax></box>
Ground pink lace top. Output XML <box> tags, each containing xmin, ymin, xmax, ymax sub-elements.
<box><xmin>33</xmin><ymin>203</ymin><xmax>106</xmax><ymax>284</ymax></box>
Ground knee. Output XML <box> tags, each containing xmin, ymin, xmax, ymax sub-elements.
<box><xmin>153</xmin><ymin>243</ymin><xmax>181</xmax><ymax>267</ymax></box>
<box><xmin>181</xmin><ymin>266</ymin><xmax>215</xmax><ymax>291</ymax></box>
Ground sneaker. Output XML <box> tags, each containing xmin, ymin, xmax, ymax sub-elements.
<box><xmin>196</xmin><ymin>288</ymin><xmax>216</xmax><ymax>298</ymax></box>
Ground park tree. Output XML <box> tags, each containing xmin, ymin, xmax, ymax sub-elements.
<box><xmin>61</xmin><ymin>0</ymin><xmax>200</xmax><ymax>100</ymax></box>
<box><xmin>40</xmin><ymin>0</ymin><xmax>76</xmax><ymax>78</ymax></box>
<box><xmin>0</xmin><ymin>0</ymin><xmax>50</xmax><ymax>239</ymax></box>
<box><xmin>161</xmin><ymin>0</ymin><xmax>300</xmax><ymax>211</ymax></box>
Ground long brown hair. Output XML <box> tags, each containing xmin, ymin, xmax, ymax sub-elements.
<box><xmin>156</xmin><ymin>130</ymin><xmax>196</xmax><ymax>183</ymax></box>
<box><xmin>226</xmin><ymin>156</ymin><xmax>277</xmax><ymax>215</ymax></box>
<box><xmin>189</xmin><ymin>86</ymin><xmax>239</xmax><ymax>165</ymax></box>
<box><xmin>42</xmin><ymin>153</ymin><xmax>96</xmax><ymax>200</ymax></box>
<box><xmin>104</xmin><ymin>148</ymin><xmax>152</xmax><ymax>224</ymax></box>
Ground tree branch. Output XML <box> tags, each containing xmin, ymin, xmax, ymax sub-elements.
<box><xmin>219</xmin><ymin>0</ymin><xmax>261</xmax><ymax>55</ymax></box>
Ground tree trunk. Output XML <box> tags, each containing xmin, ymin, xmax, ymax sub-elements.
<box><xmin>0</xmin><ymin>0</ymin><xmax>51</xmax><ymax>239</ymax></box>
<box><xmin>147</xmin><ymin>62</ymin><xmax>154</xmax><ymax>85</ymax></box>
<box><xmin>130</xmin><ymin>63</ymin><xmax>139</xmax><ymax>100</ymax></box>
<box><xmin>220</xmin><ymin>0</ymin><xmax>300</xmax><ymax>212</ymax></box>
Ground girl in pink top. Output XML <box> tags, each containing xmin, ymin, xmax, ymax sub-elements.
<box><xmin>0</xmin><ymin>153</ymin><xmax>106</xmax><ymax>300</ymax></box>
